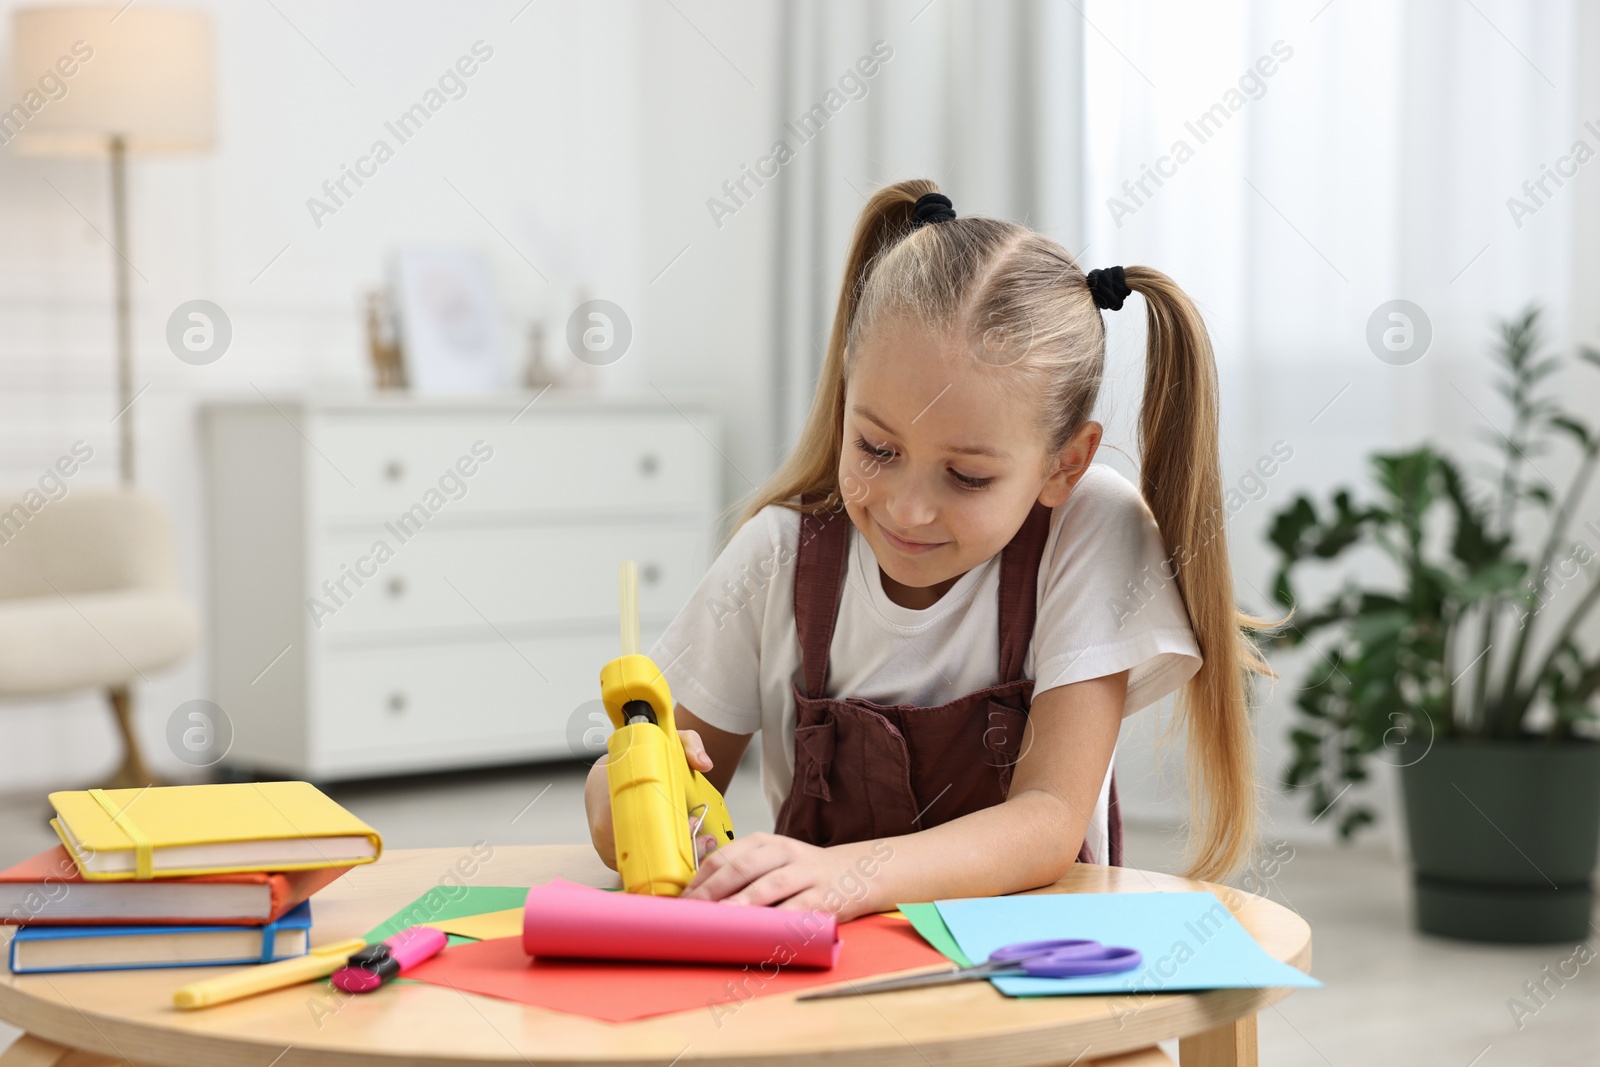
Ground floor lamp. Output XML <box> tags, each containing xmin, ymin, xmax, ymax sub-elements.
<box><xmin>10</xmin><ymin>6</ymin><xmax>216</xmax><ymax>484</ymax></box>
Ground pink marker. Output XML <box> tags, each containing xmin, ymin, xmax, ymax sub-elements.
<box><xmin>331</xmin><ymin>926</ymin><xmax>448</xmax><ymax>993</ymax></box>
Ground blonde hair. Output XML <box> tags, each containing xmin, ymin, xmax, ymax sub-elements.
<box><xmin>736</xmin><ymin>179</ymin><xmax>1268</xmax><ymax>882</ymax></box>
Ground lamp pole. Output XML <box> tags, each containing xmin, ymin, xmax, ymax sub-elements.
<box><xmin>109</xmin><ymin>134</ymin><xmax>134</xmax><ymax>485</ymax></box>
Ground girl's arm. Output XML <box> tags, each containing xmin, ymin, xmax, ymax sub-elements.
<box><xmin>859</xmin><ymin>670</ymin><xmax>1127</xmax><ymax>906</ymax></box>
<box><xmin>584</xmin><ymin>702</ymin><xmax>753</xmax><ymax>869</ymax></box>
<box><xmin>681</xmin><ymin>671</ymin><xmax>1127</xmax><ymax>916</ymax></box>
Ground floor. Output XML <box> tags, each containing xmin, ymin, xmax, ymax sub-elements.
<box><xmin>1</xmin><ymin>752</ymin><xmax>1595</xmax><ymax>1065</ymax></box>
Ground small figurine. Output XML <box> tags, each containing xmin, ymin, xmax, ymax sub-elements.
<box><xmin>365</xmin><ymin>289</ymin><xmax>406</xmax><ymax>390</ymax></box>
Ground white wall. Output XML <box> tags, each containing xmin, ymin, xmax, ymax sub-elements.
<box><xmin>0</xmin><ymin>0</ymin><xmax>780</xmax><ymax>789</ymax></box>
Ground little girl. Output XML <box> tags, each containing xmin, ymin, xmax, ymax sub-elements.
<box><xmin>585</xmin><ymin>179</ymin><xmax>1266</xmax><ymax>920</ymax></box>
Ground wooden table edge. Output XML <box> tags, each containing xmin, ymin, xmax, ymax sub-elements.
<box><xmin>0</xmin><ymin>846</ymin><xmax>1314</xmax><ymax>1067</ymax></box>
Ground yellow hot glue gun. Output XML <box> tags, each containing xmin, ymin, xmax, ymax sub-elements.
<box><xmin>601</xmin><ymin>560</ymin><xmax>735</xmax><ymax>896</ymax></box>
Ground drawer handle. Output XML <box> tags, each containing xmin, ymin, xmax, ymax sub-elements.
<box><xmin>641</xmin><ymin>563</ymin><xmax>661</xmax><ymax>585</ymax></box>
<box><xmin>387</xmin><ymin>577</ymin><xmax>406</xmax><ymax>598</ymax></box>
<box><xmin>388</xmin><ymin>692</ymin><xmax>408</xmax><ymax>714</ymax></box>
<box><xmin>638</xmin><ymin>453</ymin><xmax>660</xmax><ymax>476</ymax></box>
<box><xmin>385</xmin><ymin>460</ymin><xmax>405</xmax><ymax>482</ymax></box>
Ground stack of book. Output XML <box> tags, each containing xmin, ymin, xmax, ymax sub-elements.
<box><xmin>1</xmin><ymin>782</ymin><xmax>381</xmax><ymax>974</ymax></box>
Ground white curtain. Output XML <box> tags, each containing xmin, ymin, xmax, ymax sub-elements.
<box><xmin>1084</xmin><ymin>0</ymin><xmax>1580</xmax><ymax>569</ymax></box>
<box><xmin>1082</xmin><ymin>0</ymin><xmax>1587</xmax><ymax>837</ymax></box>
<box><xmin>768</xmin><ymin>0</ymin><xmax>1087</xmax><ymax>454</ymax></box>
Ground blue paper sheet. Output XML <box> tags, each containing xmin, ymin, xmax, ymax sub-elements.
<box><xmin>934</xmin><ymin>891</ymin><xmax>1320</xmax><ymax>997</ymax></box>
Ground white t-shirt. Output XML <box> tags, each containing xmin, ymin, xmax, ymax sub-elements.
<box><xmin>648</xmin><ymin>463</ymin><xmax>1201</xmax><ymax>863</ymax></box>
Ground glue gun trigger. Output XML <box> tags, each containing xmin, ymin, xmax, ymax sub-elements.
<box><xmin>688</xmin><ymin>803</ymin><xmax>711</xmax><ymax>871</ymax></box>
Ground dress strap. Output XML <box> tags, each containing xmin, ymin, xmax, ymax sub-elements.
<box><xmin>996</xmin><ymin>501</ymin><xmax>1053</xmax><ymax>683</ymax></box>
<box><xmin>792</xmin><ymin>495</ymin><xmax>851</xmax><ymax>700</ymax></box>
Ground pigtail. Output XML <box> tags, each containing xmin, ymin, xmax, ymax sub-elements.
<box><xmin>1125</xmin><ymin>267</ymin><xmax>1271</xmax><ymax>883</ymax></box>
<box><xmin>731</xmin><ymin>180</ymin><xmax>940</xmax><ymax>533</ymax></box>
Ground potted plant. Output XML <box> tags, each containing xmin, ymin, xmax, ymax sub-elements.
<box><xmin>1265</xmin><ymin>307</ymin><xmax>1600</xmax><ymax>943</ymax></box>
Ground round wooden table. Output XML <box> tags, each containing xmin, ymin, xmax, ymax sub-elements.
<box><xmin>0</xmin><ymin>846</ymin><xmax>1310</xmax><ymax>1067</ymax></box>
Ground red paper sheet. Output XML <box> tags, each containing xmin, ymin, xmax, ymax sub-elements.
<box><xmin>406</xmin><ymin>913</ymin><xmax>948</xmax><ymax>1022</ymax></box>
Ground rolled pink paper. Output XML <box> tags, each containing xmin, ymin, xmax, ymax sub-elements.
<box><xmin>522</xmin><ymin>879</ymin><xmax>840</xmax><ymax>969</ymax></box>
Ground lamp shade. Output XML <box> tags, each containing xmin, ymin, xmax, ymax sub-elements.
<box><xmin>7</xmin><ymin>5</ymin><xmax>215</xmax><ymax>157</ymax></box>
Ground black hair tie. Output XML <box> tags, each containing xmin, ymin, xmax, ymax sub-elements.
<box><xmin>1085</xmin><ymin>266</ymin><xmax>1131</xmax><ymax>311</ymax></box>
<box><xmin>910</xmin><ymin>192</ymin><xmax>956</xmax><ymax>229</ymax></box>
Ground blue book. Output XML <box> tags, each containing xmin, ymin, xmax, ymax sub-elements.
<box><xmin>8</xmin><ymin>901</ymin><xmax>312</xmax><ymax>974</ymax></box>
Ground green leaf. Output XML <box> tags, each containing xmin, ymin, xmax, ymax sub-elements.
<box><xmin>1355</xmin><ymin>592</ymin><xmax>1408</xmax><ymax>614</ymax></box>
<box><xmin>1338</xmin><ymin>807</ymin><xmax>1376</xmax><ymax>841</ymax></box>
<box><xmin>1451</xmin><ymin>560</ymin><xmax>1529</xmax><ymax>601</ymax></box>
<box><xmin>1438</xmin><ymin>457</ymin><xmax>1509</xmax><ymax>568</ymax></box>
<box><xmin>1526</xmin><ymin>356</ymin><xmax>1562</xmax><ymax>381</ymax></box>
<box><xmin>1549</xmin><ymin>415</ymin><xmax>1594</xmax><ymax>451</ymax></box>
<box><xmin>1520</xmin><ymin>483</ymin><xmax>1555</xmax><ymax>509</ymax></box>
<box><xmin>1289</xmin><ymin>727</ymin><xmax>1323</xmax><ymax>749</ymax></box>
<box><xmin>1267</xmin><ymin>496</ymin><xmax>1319</xmax><ymax>560</ymax></box>
<box><xmin>1348</xmin><ymin>610</ymin><xmax>1410</xmax><ymax>645</ymax></box>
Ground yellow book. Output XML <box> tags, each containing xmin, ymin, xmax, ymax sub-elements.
<box><xmin>49</xmin><ymin>782</ymin><xmax>382</xmax><ymax>882</ymax></box>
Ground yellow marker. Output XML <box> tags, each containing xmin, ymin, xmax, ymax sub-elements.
<box><xmin>172</xmin><ymin>937</ymin><xmax>367</xmax><ymax>1009</ymax></box>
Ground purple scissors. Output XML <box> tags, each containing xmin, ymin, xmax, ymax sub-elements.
<box><xmin>797</xmin><ymin>938</ymin><xmax>1142</xmax><ymax>1000</ymax></box>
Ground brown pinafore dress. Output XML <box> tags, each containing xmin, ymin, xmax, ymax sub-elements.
<box><xmin>772</xmin><ymin>498</ymin><xmax>1124</xmax><ymax>866</ymax></box>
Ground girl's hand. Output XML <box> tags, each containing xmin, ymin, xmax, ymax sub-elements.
<box><xmin>587</xmin><ymin>728</ymin><xmax>717</xmax><ymax>870</ymax></box>
<box><xmin>679</xmin><ymin>730</ymin><xmax>724</xmax><ymax>865</ymax></box>
<box><xmin>681</xmin><ymin>832</ymin><xmax>877</xmax><ymax>921</ymax></box>
<box><xmin>680</xmin><ymin>727</ymin><xmax>712</xmax><ymax>772</ymax></box>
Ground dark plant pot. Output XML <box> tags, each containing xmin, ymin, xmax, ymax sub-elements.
<box><xmin>1399</xmin><ymin>738</ymin><xmax>1600</xmax><ymax>943</ymax></box>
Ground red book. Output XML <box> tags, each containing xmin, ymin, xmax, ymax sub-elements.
<box><xmin>0</xmin><ymin>847</ymin><xmax>349</xmax><ymax>926</ymax></box>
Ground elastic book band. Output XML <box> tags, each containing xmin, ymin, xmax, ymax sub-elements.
<box><xmin>87</xmin><ymin>788</ymin><xmax>155</xmax><ymax>880</ymax></box>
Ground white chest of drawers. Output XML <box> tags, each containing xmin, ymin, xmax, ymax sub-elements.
<box><xmin>200</xmin><ymin>393</ymin><xmax>720</xmax><ymax>781</ymax></box>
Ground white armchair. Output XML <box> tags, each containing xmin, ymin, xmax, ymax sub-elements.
<box><xmin>0</xmin><ymin>489</ymin><xmax>199</xmax><ymax>788</ymax></box>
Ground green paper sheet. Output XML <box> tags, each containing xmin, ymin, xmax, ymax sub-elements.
<box><xmin>896</xmin><ymin>902</ymin><xmax>974</xmax><ymax>967</ymax></box>
<box><xmin>364</xmin><ymin>885</ymin><xmax>532</xmax><ymax>944</ymax></box>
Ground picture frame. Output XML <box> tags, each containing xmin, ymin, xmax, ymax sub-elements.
<box><xmin>390</xmin><ymin>246</ymin><xmax>507</xmax><ymax>394</ymax></box>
